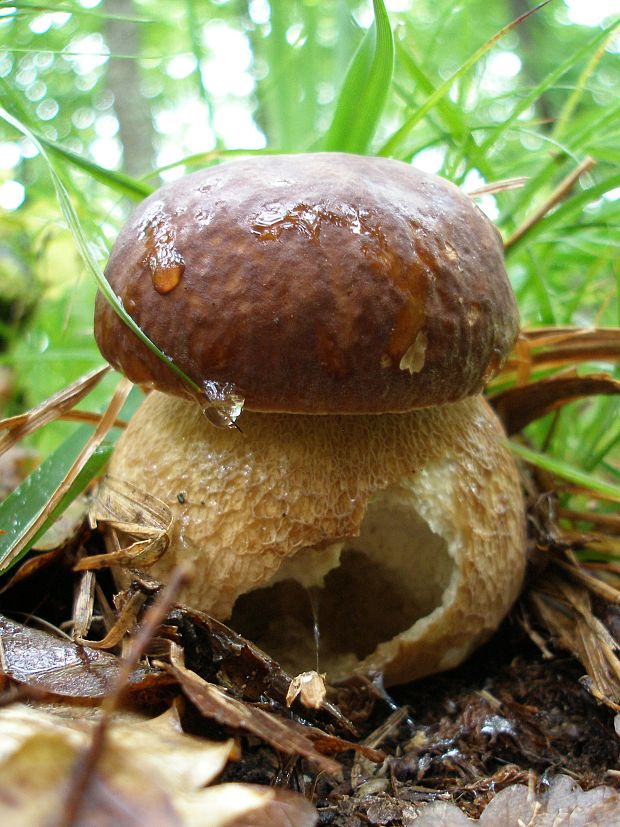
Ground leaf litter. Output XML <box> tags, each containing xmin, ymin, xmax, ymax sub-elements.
<box><xmin>0</xmin><ymin>702</ymin><xmax>303</xmax><ymax>827</ymax></box>
<box><xmin>1</xmin><ymin>326</ymin><xmax>620</xmax><ymax>824</ymax></box>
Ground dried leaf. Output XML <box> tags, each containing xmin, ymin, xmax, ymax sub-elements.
<box><xmin>176</xmin><ymin>783</ymin><xmax>318</xmax><ymax>827</ymax></box>
<box><xmin>167</xmin><ymin>644</ymin><xmax>342</xmax><ymax>775</ymax></box>
<box><xmin>286</xmin><ymin>671</ymin><xmax>327</xmax><ymax>709</ymax></box>
<box><xmin>411</xmin><ymin>775</ymin><xmax>620</xmax><ymax>825</ymax></box>
<box><xmin>480</xmin><ymin>775</ymin><xmax>620</xmax><ymax>825</ymax></box>
<box><xmin>79</xmin><ymin>474</ymin><xmax>172</xmax><ymax>570</ymax></box>
<box><xmin>413</xmin><ymin>801</ymin><xmax>472</xmax><ymax>825</ymax></box>
<box><xmin>167</xmin><ymin>642</ymin><xmax>382</xmax><ymax>766</ymax></box>
<box><xmin>179</xmin><ymin>608</ymin><xmax>356</xmax><ymax>734</ymax></box>
<box><xmin>491</xmin><ymin>372</ymin><xmax>620</xmax><ymax>434</ymax></box>
<box><xmin>0</xmin><ymin>366</ymin><xmax>110</xmax><ymax>457</ymax></box>
<box><xmin>0</xmin><ymin>614</ymin><xmax>169</xmax><ymax>699</ymax></box>
<box><xmin>0</xmin><ymin>703</ymin><xmax>245</xmax><ymax>827</ymax></box>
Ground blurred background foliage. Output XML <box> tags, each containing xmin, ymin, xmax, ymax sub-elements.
<box><xmin>0</xmin><ymin>0</ymin><xmax>618</xmax><ymax>472</ymax></box>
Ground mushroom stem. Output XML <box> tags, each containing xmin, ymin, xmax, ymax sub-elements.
<box><xmin>107</xmin><ymin>391</ymin><xmax>526</xmax><ymax>686</ymax></box>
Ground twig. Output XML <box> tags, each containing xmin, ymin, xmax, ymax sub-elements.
<box><xmin>504</xmin><ymin>157</ymin><xmax>596</xmax><ymax>250</ymax></box>
<box><xmin>57</xmin><ymin>563</ymin><xmax>192</xmax><ymax>827</ymax></box>
<box><xmin>559</xmin><ymin>508</ymin><xmax>620</xmax><ymax>532</ymax></box>
<box><xmin>467</xmin><ymin>176</ymin><xmax>528</xmax><ymax>196</ymax></box>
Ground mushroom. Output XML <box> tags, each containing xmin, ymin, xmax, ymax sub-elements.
<box><xmin>94</xmin><ymin>153</ymin><xmax>526</xmax><ymax>686</ymax></box>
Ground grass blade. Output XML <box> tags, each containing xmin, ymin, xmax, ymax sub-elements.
<box><xmin>552</xmin><ymin>28</ymin><xmax>618</xmax><ymax>141</ymax></box>
<box><xmin>41</xmin><ymin>137</ymin><xmax>152</xmax><ymax>201</ymax></box>
<box><xmin>0</xmin><ymin>106</ymin><xmax>200</xmax><ymax>397</ymax></box>
<box><xmin>507</xmin><ymin>170</ymin><xmax>620</xmax><ymax>254</ymax></box>
<box><xmin>0</xmin><ymin>383</ymin><xmax>141</xmax><ymax>575</ymax></box>
<box><xmin>379</xmin><ymin>2</ymin><xmax>550</xmax><ymax>157</ymax></box>
<box><xmin>0</xmin><ymin>78</ymin><xmax>151</xmax><ymax>200</ymax></box>
<box><xmin>478</xmin><ymin>18</ymin><xmax>620</xmax><ymax>158</ymax></box>
<box><xmin>509</xmin><ymin>441</ymin><xmax>620</xmax><ymax>503</ymax></box>
<box><xmin>321</xmin><ymin>0</ymin><xmax>394</xmax><ymax>154</ymax></box>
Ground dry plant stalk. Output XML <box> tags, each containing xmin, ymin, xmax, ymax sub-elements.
<box><xmin>1</xmin><ymin>376</ymin><xmax>132</xmax><ymax>572</ymax></box>
<box><xmin>504</xmin><ymin>156</ymin><xmax>596</xmax><ymax>249</ymax></box>
<box><xmin>501</xmin><ymin>327</ymin><xmax>620</xmax><ymax>386</ymax></box>
<box><xmin>58</xmin><ymin>564</ymin><xmax>192</xmax><ymax>827</ymax></box>
<box><xmin>467</xmin><ymin>176</ymin><xmax>528</xmax><ymax>196</ymax></box>
<box><xmin>76</xmin><ymin>475</ymin><xmax>173</xmax><ymax>571</ymax></box>
<box><xmin>529</xmin><ymin>572</ymin><xmax>620</xmax><ymax>711</ymax></box>
<box><xmin>0</xmin><ymin>366</ymin><xmax>110</xmax><ymax>456</ymax></box>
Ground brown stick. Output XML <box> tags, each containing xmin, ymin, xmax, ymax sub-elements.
<box><xmin>56</xmin><ymin>563</ymin><xmax>192</xmax><ymax>827</ymax></box>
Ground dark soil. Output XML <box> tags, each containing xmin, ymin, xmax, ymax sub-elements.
<box><xmin>221</xmin><ymin>614</ymin><xmax>620</xmax><ymax>823</ymax></box>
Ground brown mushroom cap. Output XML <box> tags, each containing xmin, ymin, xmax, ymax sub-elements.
<box><xmin>95</xmin><ymin>153</ymin><xmax>518</xmax><ymax>413</ymax></box>
<box><xmin>107</xmin><ymin>391</ymin><xmax>526</xmax><ymax>686</ymax></box>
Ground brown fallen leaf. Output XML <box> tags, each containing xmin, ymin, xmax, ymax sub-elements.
<box><xmin>166</xmin><ymin>644</ymin><xmax>342</xmax><ymax>775</ymax></box>
<box><xmin>0</xmin><ymin>703</ymin><xmax>315</xmax><ymax>827</ymax></box>
<box><xmin>177</xmin><ymin>784</ymin><xmax>318</xmax><ymax>827</ymax></box>
<box><xmin>178</xmin><ymin>608</ymin><xmax>356</xmax><ymax>734</ymax></box>
<box><xmin>0</xmin><ymin>614</ymin><xmax>171</xmax><ymax>699</ymax></box>
<box><xmin>491</xmin><ymin>372</ymin><xmax>620</xmax><ymax>435</ymax></box>
<box><xmin>167</xmin><ymin>645</ymin><xmax>383</xmax><ymax>769</ymax></box>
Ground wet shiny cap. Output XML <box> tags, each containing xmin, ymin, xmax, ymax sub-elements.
<box><xmin>94</xmin><ymin>152</ymin><xmax>519</xmax><ymax>413</ymax></box>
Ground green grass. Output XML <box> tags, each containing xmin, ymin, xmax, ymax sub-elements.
<box><xmin>0</xmin><ymin>0</ymin><xmax>618</xmax><ymax>571</ymax></box>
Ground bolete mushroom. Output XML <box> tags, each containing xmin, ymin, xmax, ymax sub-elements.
<box><xmin>94</xmin><ymin>153</ymin><xmax>526</xmax><ymax>686</ymax></box>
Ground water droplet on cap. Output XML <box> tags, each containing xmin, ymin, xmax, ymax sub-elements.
<box><xmin>201</xmin><ymin>379</ymin><xmax>245</xmax><ymax>429</ymax></box>
<box><xmin>150</xmin><ymin>260</ymin><xmax>185</xmax><ymax>294</ymax></box>
<box><xmin>138</xmin><ymin>201</ymin><xmax>186</xmax><ymax>294</ymax></box>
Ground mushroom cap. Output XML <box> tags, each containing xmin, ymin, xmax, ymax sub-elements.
<box><xmin>95</xmin><ymin>153</ymin><xmax>519</xmax><ymax>414</ymax></box>
<box><xmin>106</xmin><ymin>391</ymin><xmax>526</xmax><ymax>686</ymax></box>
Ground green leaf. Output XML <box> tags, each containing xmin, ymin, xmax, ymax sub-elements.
<box><xmin>0</xmin><ymin>432</ymin><xmax>109</xmax><ymax>574</ymax></box>
<box><xmin>321</xmin><ymin>0</ymin><xmax>394</xmax><ymax>154</ymax></box>
<box><xmin>0</xmin><ymin>386</ymin><xmax>142</xmax><ymax>575</ymax></box>
<box><xmin>41</xmin><ymin>136</ymin><xmax>153</xmax><ymax>201</ymax></box>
